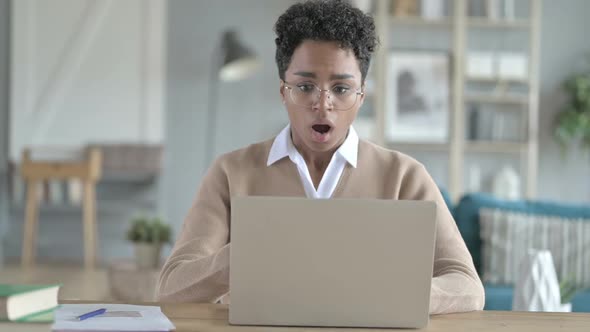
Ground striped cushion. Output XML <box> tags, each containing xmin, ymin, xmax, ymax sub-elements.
<box><xmin>480</xmin><ymin>208</ymin><xmax>590</xmax><ymax>288</ymax></box>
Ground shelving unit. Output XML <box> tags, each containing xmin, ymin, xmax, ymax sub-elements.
<box><xmin>465</xmin><ymin>141</ymin><xmax>526</xmax><ymax>154</ymax></box>
<box><xmin>368</xmin><ymin>0</ymin><xmax>541</xmax><ymax>201</ymax></box>
<box><xmin>387</xmin><ymin>142</ymin><xmax>451</xmax><ymax>152</ymax></box>
<box><xmin>467</xmin><ymin>18</ymin><xmax>530</xmax><ymax>28</ymax></box>
<box><xmin>464</xmin><ymin>93</ymin><xmax>529</xmax><ymax>105</ymax></box>
<box><xmin>390</xmin><ymin>17</ymin><xmax>453</xmax><ymax>26</ymax></box>
<box><xmin>466</xmin><ymin>77</ymin><xmax>529</xmax><ymax>84</ymax></box>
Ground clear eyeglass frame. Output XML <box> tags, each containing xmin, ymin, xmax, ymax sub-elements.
<box><xmin>282</xmin><ymin>81</ymin><xmax>364</xmax><ymax>111</ymax></box>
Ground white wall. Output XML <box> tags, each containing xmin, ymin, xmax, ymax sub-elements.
<box><xmin>536</xmin><ymin>0</ymin><xmax>590</xmax><ymax>204</ymax></box>
<box><xmin>161</xmin><ymin>0</ymin><xmax>291</xmax><ymax>233</ymax></box>
<box><xmin>0</xmin><ymin>0</ymin><xmax>8</xmax><ymax>172</ymax></box>
<box><xmin>10</xmin><ymin>0</ymin><xmax>165</xmax><ymax>161</ymax></box>
<box><xmin>2</xmin><ymin>0</ymin><xmax>166</xmax><ymax>263</ymax></box>
<box><xmin>0</xmin><ymin>0</ymin><xmax>10</xmax><ymax>265</ymax></box>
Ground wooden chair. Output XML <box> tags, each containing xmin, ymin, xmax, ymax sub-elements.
<box><xmin>20</xmin><ymin>148</ymin><xmax>102</xmax><ymax>269</ymax></box>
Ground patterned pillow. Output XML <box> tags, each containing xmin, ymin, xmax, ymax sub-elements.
<box><xmin>479</xmin><ymin>208</ymin><xmax>590</xmax><ymax>288</ymax></box>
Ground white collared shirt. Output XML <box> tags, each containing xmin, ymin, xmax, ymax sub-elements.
<box><xmin>267</xmin><ymin>125</ymin><xmax>359</xmax><ymax>199</ymax></box>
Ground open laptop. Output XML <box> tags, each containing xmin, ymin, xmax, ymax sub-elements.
<box><xmin>229</xmin><ymin>197</ymin><xmax>437</xmax><ymax>328</ymax></box>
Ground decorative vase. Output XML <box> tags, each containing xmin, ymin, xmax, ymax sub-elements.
<box><xmin>512</xmin><ymin>250</ymin><xmax>561</xmax><ymax>312</ymax></box>
<box><xmin>492</xmin><ymin>165</ymin><xmax>521</xmax><ymax>200</ymax></box>
<box><xmin>134</xmin><ymin>243</ymin><xmax>162</xmax><ymax>269</ymax></box>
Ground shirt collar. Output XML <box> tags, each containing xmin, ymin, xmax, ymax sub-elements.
<box><xmin>337</xmin><ymin>126</ymin><xmax>359</xmax><ymax>168</ymax></box>
<box><xmin>266</xmin><ymin>125</ymin><xmax>292</xmax><ymax>166</ymax></box>
<box><xmin>267</xmin><ymin>124</ymin><xmax>359</xmax><ymax>168</ymax></box>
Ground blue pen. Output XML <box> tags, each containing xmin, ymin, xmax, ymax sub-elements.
<box><xmin>77</xmin><ymin>308</ymin><xmax>106</xmax><ymax>321</ymax></box>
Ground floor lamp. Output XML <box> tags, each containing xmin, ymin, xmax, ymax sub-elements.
<box><xmin>204</xmin><ymin>29</ymin><xmax>260</xmax><ymax>169</ymax></box>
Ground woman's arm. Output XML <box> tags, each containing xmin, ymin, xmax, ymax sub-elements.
<box><xmin>400</xmin><ymin>163</ymin><xmax>485</xmax><ymax>314</ymax></box>
<box><xmin>157</xmin><ymin>157</ymin><xmax>231</xmax><ymax>303</ymax></box>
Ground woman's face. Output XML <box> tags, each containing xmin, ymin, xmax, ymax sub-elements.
<box><xmin>280</xmin><ymin>40</ymin><xmax>364</xmax><ymax>155</ymax></box>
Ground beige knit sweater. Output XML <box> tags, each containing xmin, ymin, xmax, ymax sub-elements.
<box><xmin>157</xmin><ymin>138</ymin><xmax>485</xmax><ymax>314</ymax></box>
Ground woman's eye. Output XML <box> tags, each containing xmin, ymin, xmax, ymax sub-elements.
<box><xmin>333</xmin><ymin>86</ymin><xmax>350</xmax><ymax>95</ymax></box>
<box><xmin>297</xmin><ymin>84</ymin><xmax>315</xmax><ymax>93</ymax></box>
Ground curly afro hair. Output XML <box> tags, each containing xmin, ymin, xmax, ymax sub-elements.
<box><xmin>274</xmin><ymin>0</ymin><xmax>377</xmax><ymax>82</ymax></box>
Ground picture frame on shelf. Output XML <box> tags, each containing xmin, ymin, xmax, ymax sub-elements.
<box><xmin>386</xmin><ymin>50</ymin><xmax>451</xmax><ymax>143</ymax></box>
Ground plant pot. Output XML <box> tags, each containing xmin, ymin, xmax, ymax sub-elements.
<box><xmin>557</xmin><ymin>303</ymin><xmax>572</xmax><ymax>312</ymax></box>
<box><xmin>134</xmin><ymin>243</ymin><xmax>162</xmax><ymax>269</ymax></box>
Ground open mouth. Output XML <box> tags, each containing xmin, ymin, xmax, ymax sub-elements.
<box><xmin>312</xmin><ymin>124</ymin><xmax>332</xmax><ymax>134</ymax></box>
<box><xmin>310</xmin><ymin>124</ymin><xmax>333</xmax><ymax>143</ymax></box>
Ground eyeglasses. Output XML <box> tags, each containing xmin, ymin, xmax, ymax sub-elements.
<box><xmin>282</xmin><ymin>81</ymin><xmax>364</xmax><ymax>111</ymax></box>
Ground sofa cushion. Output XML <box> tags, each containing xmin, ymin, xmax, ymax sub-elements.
<box><xmin>454</xmin><ymin>193</ymin><xmax>590</xmax><ymax>274</ymax></box>
<box><xmin>572</xmin><ymin>289</ymin><xmax>590</xmax><ymax>312</ymax></box>
<box><xmin>480</xmin><ymin>208</ymin><xmax>590</xmax><ymax>287</ymax></box>
<box><xmin>484</xmin><ymin>284</ymin><xmax>513</xmax><ymax>311</ymax></box>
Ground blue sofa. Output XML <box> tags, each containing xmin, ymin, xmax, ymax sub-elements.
<box><xmin>442</xmin><ymin>191</ymin><xmax>590</xmax><ymax>312</ymax></box>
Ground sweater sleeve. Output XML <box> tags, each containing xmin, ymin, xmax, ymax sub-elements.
<box><xmin>399</xmin><ymin>162</ymin><xmax>485</xmax><ymax>315</ymax></box>
<box><xmin>157</xmin><ymin>157</ymin><xmax>231</xmax><ymax>303</ymax></box>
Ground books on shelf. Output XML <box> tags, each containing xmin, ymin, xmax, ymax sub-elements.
<box><xmin>0</xmin><ymin>284</ymin><xmax>60</xmax><ymax>322</ymax></box>
<box><xmin>468</xmin><ymin>105</ymin><xmax>524</xmax><ymax>143</ymax></box>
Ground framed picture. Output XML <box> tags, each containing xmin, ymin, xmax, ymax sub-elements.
<box><xmin>386</xmin><ymin>50</ymin><xmax>450</xmax><ymax>143</ymax></box>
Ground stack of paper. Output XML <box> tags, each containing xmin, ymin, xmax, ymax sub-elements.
<box><xmin>52</xmin><ymin>304</ymin><xmax>175</xmax><ymax>332</ymax></box>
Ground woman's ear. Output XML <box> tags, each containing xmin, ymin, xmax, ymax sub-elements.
<box><xmin>279</xmin><ymin>80</ymin><xmax>286</xmax><ymax>104</ymax></box>
<box><xmin>359</xmin><ymin>82</ymin><xmax>366</xmax><ymax>106</ymax></box>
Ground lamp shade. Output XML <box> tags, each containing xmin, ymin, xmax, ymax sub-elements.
<box><xmin>218</xmin><ymin>30</ymin><xmax>260</xmax><ymax>82</ymax></box>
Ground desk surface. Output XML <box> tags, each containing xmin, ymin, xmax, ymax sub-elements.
<box><xmin>161</xmin><ymin>304</ymin><xmax>590</xmax><ymax>332</ymax></box>
<box><xmin>59</xmin><ymin>302</ymin><xmax>589</xmax><ymax>332</ymax></box>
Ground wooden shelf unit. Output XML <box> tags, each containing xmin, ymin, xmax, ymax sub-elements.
<box><xmin>370</xmin><ymin>0</ymin><xmax>541</xmax><ymax>201</ymax></box>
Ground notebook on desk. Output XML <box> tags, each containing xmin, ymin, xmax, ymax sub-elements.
<box><xmin>229</xmin><ymin>197</ymin><xmax>438</xmax><ymax>329</ymax></box>
<box><xmin>0</xmin><ymin>283</ymin><xmax>60</xmax><ymax>322</ymax></box>
<box><xmin>52</xmin><ymin>304</ymin><xmax>175</xmax><ymax>332</ymax></box>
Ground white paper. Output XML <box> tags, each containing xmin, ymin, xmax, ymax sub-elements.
<box><xmin>52</xmin><ymin>304</ymin><xmax>175</xmax><ymax>332</ymax></box>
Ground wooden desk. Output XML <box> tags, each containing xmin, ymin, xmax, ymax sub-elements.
<box><xmin>9</xmin><ymin>301</ymin><xmax>590</xmax><ymax>332</ymax></box>
<box><xmin>59</xmin><ymin>302</ymin><xmax>590</xmax><ymax>332</ymax></box>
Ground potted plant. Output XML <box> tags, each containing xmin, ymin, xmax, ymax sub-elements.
<box><xmin>554</xmin><ymin>59</ymin><xmax>590</xmax><ymax>152</ymax></box>
<box><xmin>558</xmin><ymin>278</ymin><xmax>580</xmax><ymax>312</ymax></box>
<box><xmin>127</xmin><ymin>216</ymin><xmax>172</xmax><ymax>269</ymax></box>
